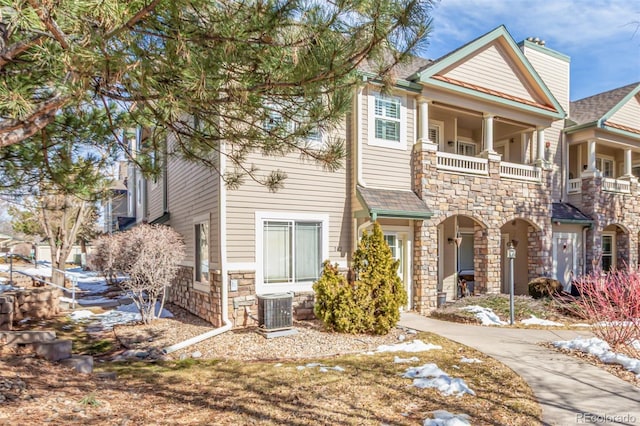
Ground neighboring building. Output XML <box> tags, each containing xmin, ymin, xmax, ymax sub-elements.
<box><xmin>123</xmin><ymin>25</ymin><xmax>639</xmax><ymax>327</ymax></box>
<box><xmin>103</xmin><ymin>161</ymin><xmax>131</xmax><ymax>234</ymax></box>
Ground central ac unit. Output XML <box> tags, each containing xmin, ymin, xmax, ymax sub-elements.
<box><xmin>257</xmin><ymin>293</ymin><xmax>293</xmax><ymax>330</ymax></box>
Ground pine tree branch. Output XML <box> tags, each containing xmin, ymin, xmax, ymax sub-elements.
<box><xmin>0</xmin><ymin>95</ymin><xmax>69</xmax><ymax>147</ymax></box>
<box><xmin>104</xmin><ymin>0</ymin><xmax>162</xmax><ymax>40</ymax></box>
<box><xmin>0</xmin><ymin>35</ymin><xmax>44</xmax><ymax>68</ymax></box>
<box><xmin>27</xmin><ymin>0</ymin><xmax>70</xmax><ymax>50</ymax></box>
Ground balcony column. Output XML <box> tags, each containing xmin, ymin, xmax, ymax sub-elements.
<box><xmin>417</xmin><ymin>97</ymin><xmax>437</xmax><ymax>151</ymax></box>
<box><xmin>480</xmin><ymin>114</ymin><xmax>500</xmax><ymax>161</ymax></box>
<box><xmin>622</xmin><ymin>148</ymin><xmax>638</xmax><ymax>185</ymax></box>
<box><xmin>534</xmin><ymin>127</ymin><xmax>545</xmax><ymax>166</ymax></box>
<box><xmin>582</xmin><ymin>139</ymin><xmax>598</xmax><ymax>177</ymax></box>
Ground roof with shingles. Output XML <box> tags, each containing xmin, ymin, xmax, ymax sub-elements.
<box><xmin>357</xmin><ymin>186</ymin><xmax>432</xmax><ymax>219</ymax></box>
<box><xmin>551</xmin><ymin>203</ymin><xmax>592</xmax><ymax>224</ymax></box>
<box><xmin>359</xmin><ymin>52</ymin><xmax>432</xmax><ymax>81</ymax></box>
<box><xmin>570</xmin><ymin>82</ymin><xmax>639</xmax><ymax>125</ymax></box>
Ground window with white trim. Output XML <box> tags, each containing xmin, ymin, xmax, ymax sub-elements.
<box><xmin>601</xmin><ymin>233</ymin><xmax>615</xmax><ymax>272</ymax></box>
<box><xmin>457</xmin><ymin>141</ymin><xmax>476</xmax><ymax>156</ymax></box>
<box><xmin>195</xmin><ymin>221</ymin><xmax>209</xmax><ymax>284</ymax></box>
<box><xmin>257</xmin><ymin>212</ymin><xmax>328</xmax><ymax>293</ymax></box>
<box><xmin>596</xmin><ymin>157</ymin><xmax>614</xmax><ymax>178</ymax></box>
<box><xmin>263</xmin><ymin>221</ymin><xmax>322</xmax><ymax>284</ymax></box>
<box><xmin>368</xmin><ymin>92</ymin><xmax>406</xmax><ymax>149</ymax></box>
<box><xmin>429</xmin><ymin>120</ymin><xmax>443</xmax><ymax>146</ymax></box>
<box><xmin>264</xmin><ymin>103</ymin><xmax>323</xmax><ymax>147</ymax></box>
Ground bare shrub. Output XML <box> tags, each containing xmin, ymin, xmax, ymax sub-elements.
<box><xmin>564</xmin><ymin>268</ymin><xmax>640</xmax><ymax>357</ymax></box>
<box><xmin>90</xmin><ymin>234</ymin><xmax>123</xmax><ymax>286</ymax></box>
<box><xmin>91</xmin><ymin>224</ymin><xmax>185</xmax><ymax>324</ymax></box>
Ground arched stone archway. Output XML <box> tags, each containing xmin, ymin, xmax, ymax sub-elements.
<box><xmin>500</xmin><ymin>218</ymin><xmax>541</xmax><ymax>295</ymax></box>
<box><xmin>435</xmin><ymin>214</ymin><xmax>487</xmax><ymax>301</ymax></box>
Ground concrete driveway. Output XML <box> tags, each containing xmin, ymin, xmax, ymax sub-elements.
<box><xmin>399</xmin><ymin>312</ymin><xmax>640</xmax><ymax>425</ymax></box>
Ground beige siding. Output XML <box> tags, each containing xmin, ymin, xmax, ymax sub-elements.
<box><xmin>443</xmin><ymin>41</ymin><xmax>536</xmax><ymax>103</ymax></box>
<box><xmin>360</xmin><ymin>86</ymin><xmax>414</xmax><ymax>190</ymax></box>
<box><xmin>521</xmin><ymin>45</ymin><xmax>570</xmax><ymax>112</ymax></box>
<box><xmin>520</xmin><ymin>45</ymin><xmax>569</xmax><ymax>201</ymax></box>
<box><xmin>166</xmin><ymin>138</ymin><xmax>220</xmax><ymax>269</ymax></box>
<box><xmin>226</xmin><ymin>143</ymin><xmax>351</xmax><ymax>265</ymax></box>
<box><xmin>609</xmin><ymin>95</ymin><xmax>640</xmax><ymax>130</ymax></box>
<box><xmin>147</xmin><ymin>178</ymin><xmax>164</xmax><ymax>221</ymax></box>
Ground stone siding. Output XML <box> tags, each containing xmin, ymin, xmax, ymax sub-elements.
<box><xmin>0</xmin><ymin>288</ymin><xmax>61</xmax><ymax>330</ymax></box>
<box><xmin>166</xmin><ymin>266</ymin><xmax>222</xmax><ymax>326</ymax></box>
<box><xmin>412</xmin><ymin>143</ymin><xmax>553</xmax><ymax>313</ymax></box>
<box><xmin>576</xmin><ymin>176</ymin><xmax>639</xmax><ymax>271</ymax></box>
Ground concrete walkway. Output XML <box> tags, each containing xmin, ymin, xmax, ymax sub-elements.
<box><xmin>399</xmin><ymin>312</ymin><xmax>640</xmax><ymax>426</ymax></box>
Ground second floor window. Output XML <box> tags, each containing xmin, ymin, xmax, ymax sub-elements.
<box><xmin>596</xmin><ymin>157</ymin><xmax>614</xmax><ymax>178</ymax></box>
<box><xmin>374</xmin><ymin>95</ymin><xmax>401</xmax><ymax>142</ymax></box>
<box><xmin>457</xmin><ymin>141</ymin><xmax>476</xmax><ymax>157</ymax></box>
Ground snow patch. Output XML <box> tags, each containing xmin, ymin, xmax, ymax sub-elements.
<box><xmin>376</xmin><ymin>339</ymin><xmax>442</xmax><ymax>353</ymax></box>
<box><xmin>394</xmin><ymin>356</ymin><xmax>420</xmax><ymax>363</ymax></box>
<box><xmin>403</xmin><ymin>363</ymin><xmax>475</xmax><ymax>397</ymax></box>
<box><xmin>424</xmin><ymin>410</ymin><xmax>471</xmax><ymax>426</ymax></box>
<box><xmin>521</xmin><ymin>315</ymin><xmax>564</xmax><ymax>327</ymax></box>
<box><xmin>459</xmin><ymin>305</ymin><xmax>506</xmax><ymax>326</ymax></box>
<box><xmin>554</xmin><ymin>337</ymin><xmax>640</xmax><ymax>377</ymax></box>
<box><xmin>459</xmin><ymin>357</ymin><xmax>482</xmax><ymax>364</ymax></box>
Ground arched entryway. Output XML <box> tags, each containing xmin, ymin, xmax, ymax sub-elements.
<box><xmin>437</xmin><ymin>215</ymin><xmax>487</xmax><ymax>301</ymax></box>
<box><xmin>500</xmin><ymin>218</ymin><xmax>540</xmax><ymax>295</ymax></box>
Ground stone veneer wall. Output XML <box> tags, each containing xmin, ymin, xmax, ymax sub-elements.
<box><xmin>167</xmin><ymin>266</ymin><xmax>222</xmax><ymax>327</ymax></box>
<box><xmin>578</xmin><ymin>176</ymin><xmax>639</xmax><ymax>271</ymax></box>
<box><xmin>169</xmin><ymin>267</ymin><xmax>317</xmax><ymax>328</ymax></box>
<box><xmin>0</xmin><ymin>288</ymin><xmax>61</xmax><ymax>330</ymax></box>
<box><xmin>412</xmin><ymin>143</ymin><xmax>554</xmax><ymax>313</ymax></box>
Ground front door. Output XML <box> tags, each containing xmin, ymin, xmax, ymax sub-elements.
<box><xmin>553</xmin><ymin>233</ymin><xmax>576</xmax><ymax>291</ymax></box>
<box><xmin>384</xmin><ymin>232</ymin><xmax>412</xmax><ymax>310</ymax></box>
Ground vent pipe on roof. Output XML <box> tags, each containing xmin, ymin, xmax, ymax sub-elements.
<box><xmin>526</xmin><ymin>36</ymin><xmax>546</xmax><ymax>46</ymax></box>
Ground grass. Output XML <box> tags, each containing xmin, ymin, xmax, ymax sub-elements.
<box><xmin>94</xmin><ymin>331</ymin><xmax>541</xmax><ymax>425</ymax></box>
<box><xmin>431</xmin><ymin>294</ymin><xmax>579</xmax><ymax>326</ymax></box>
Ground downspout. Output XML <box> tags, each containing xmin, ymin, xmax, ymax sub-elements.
<box><xmin>353</xmin><ymin>84</ymin><xmax>366</xmax><ymax>253</ymax></box>
<box><xmin>163</xmin><ymin>142</ymin><xmax>232</xmax><ymax>355</ymax></box>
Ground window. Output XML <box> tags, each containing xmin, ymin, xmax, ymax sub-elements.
<box><xmin>368</xmin><ymin>92</ymin><xmax>405</xmax><ymax>149</ymax></box>
<box><xmin>429</xmin><ymin>120</ymin><xmax>444</xmax><ymax>146</ymax></box>
<box><xmin>375</xmin><ymin>96</ymin><xmax>401</xmax><ymax>141</ymax></box>
<box><xmin>264</xmin><ymin>221</ymin><xmax>321</xmax><ymax>284</ymax></box>
<box><xmin>601</xmin><ymin>234</ymin><xmax>614</xmax><ymax>272</ymax></box>
<box><xmin>596</xmin><ymin>157</ymin><xmax>614</xmax><ymax>178</ymax></box>
<box><xmin>384</xmin><ymin>234</ymin><xmax>404</xmax><ymax>281</ymax></box>
<box><xmin>195</xmin><ymin>222</ymin><xmax>209</xmax><ymax>283</ymax></box>
<box><xmin>264</xmin><ymin>103</ymin><xmax>322</xmax><ymax>146</ymax></box>
<box><xmin>457</xmin><ymin>141</ymin><xmax>476</xmax><ymax>157</ymax></box>
<box><xmin>256</xmin><ymin>212</ymin><xmax>329</xmax><ymax>293</ymax></box>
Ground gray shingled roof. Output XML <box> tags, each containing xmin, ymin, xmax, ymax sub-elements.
<box><xmin>551</xmin><ymin>203</ymin><xmax>592</xmax><ymax>224</ymax></box>
<box><xmin>570</xmin><ymin>82</ymin><xmax>639</xmax><ymax>125</ymax></box>
<box><xmin>357</xmin><ymin>186</ymin><xmax>432</xmax><ymax>219</ymax></box>
<box><xmin>359</xmin><ymin>51</ymin><xmax>432</xmax><ymax>81</ymax></box>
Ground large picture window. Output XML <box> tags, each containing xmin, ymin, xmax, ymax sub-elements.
<box><xmin>256</xmin><ymin>212</ymin><xmax>329</xmax><ymax>293</ymax></box>
<box><xmin>263</xmin><ymin>220</ymin><xmax>322</xmax><ymax>284</ymax></box>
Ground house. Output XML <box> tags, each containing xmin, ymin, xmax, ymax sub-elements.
<box><xmin>123</xmin><ymin>25</ymin><xmax>639</xmax><ymax>328</ymax></box>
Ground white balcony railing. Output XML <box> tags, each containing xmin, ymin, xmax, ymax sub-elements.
<box><xmin>436</xmin><ymin>151</ymin><xmax>488</xmax><ymax>175</ymax></box>
<box><xmin>499</xmin><ymin>162</ymin><xmax>541</xmax><ymax>182</ymax></box>
<box><xmin>602</xmin><ymin>177</ymin><xmax>631</xmax><ymax>193</ymax></box>
<box><xmin>567</xmin><ymin>178</ymin><xmax>582</xmax><ymax>194</ymax></box>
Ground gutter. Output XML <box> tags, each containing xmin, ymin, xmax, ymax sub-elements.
<box><xmin>163</xmin><ymin>141</ymin><xmax>232</xmax><ymax>355</ymax></box>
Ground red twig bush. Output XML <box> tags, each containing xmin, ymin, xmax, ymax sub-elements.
<box><xmin>564</xmin><ymin>268</ymin><xmax>640</xmax><ymax>357</ymax></box>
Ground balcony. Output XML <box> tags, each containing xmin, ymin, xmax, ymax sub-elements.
<box><xmin>436</xmin><ymin>151</ymin><xmax>488</xmax><ymax>176</ymax></box>
<box><xmin>435</xmin><ymin>151</ymin><xmax>542</xmax><ymax>183</ymax></box>
<box><xmin>567</xmin><ymin>177</ymin><xmax>631</xmax><ymax>194</ymax></box>
<box><xmin>499</xmin><ymin>162</ymin><xmax>541</xmax><ymax>182</ymax></box>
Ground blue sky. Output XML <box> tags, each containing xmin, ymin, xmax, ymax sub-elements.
<box><xmin>422</xmin><ymin>0</ymin><xmax>640</xmax><ymax>101</ymax></box>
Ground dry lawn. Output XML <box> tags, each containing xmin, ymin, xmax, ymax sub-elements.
<box><xmin>0</xmin><ymin>331</ymin><xmax>542</xmax><ymax>426</ymax></box>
